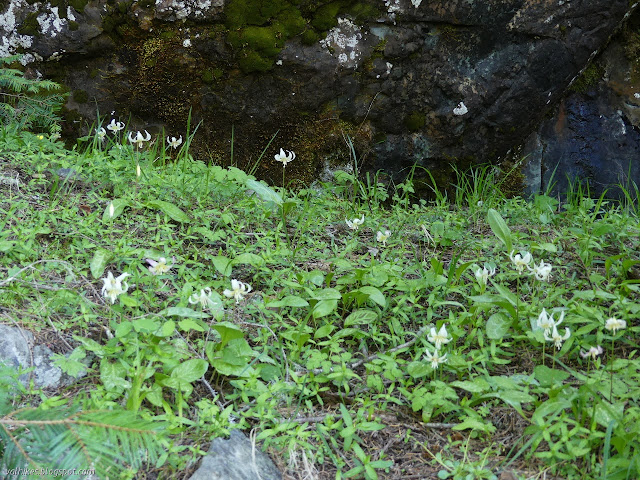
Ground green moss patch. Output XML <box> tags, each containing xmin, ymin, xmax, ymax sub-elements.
<box><xmin>405</xmin><ymin>112</ymin><xmax>426</xmax><ymax>132</ymax></box>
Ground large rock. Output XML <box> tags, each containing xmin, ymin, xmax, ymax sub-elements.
<box><xmin>523</xmin><ymin>13</ymin><xmax>640</xmax><ymax>200</ymax></box>
<box><xmin>0</xmin><ymin>0</ymin><xmax>635</xmax><ymax>190</ymax></box>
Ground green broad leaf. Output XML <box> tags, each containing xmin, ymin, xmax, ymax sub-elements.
<box><xmin>232</xmin><ymin>252</ymin><xmax>265</xmax><ymax>267</ymax></box>
<box><xmin>487</xmin><ymin>208</ymin><xmax>512</xmax><ymax>253</ymax></box>
<box><xmin>333</xmin><ymin>327</ymin><xmax>366</xmax><ymax>339</ymax></box>
<box><xmin>178</xmin><ymin>318</ymin><xmax>207</xmax><ymax>332</ymax></box>
<box><xmin>115</xmin><ymin>321</ymin><xmax>133</xmax><ymax>338</ymax></box>
<box><xmin>90</xmin><ymin>248</ymin><xmax>112</xmax><ymax>279</ymax></box>
<box><xmin>0</xmin><ymin>240</ymin><xmax>15</xmax><ymax>252</ymax></box>
<box><xmin>161</xmin><ymin>307</ymin><xmax>210</xmax><ymax>319</ymax></box>
<box><xmin>145</xmin><ymin>383</ymin><xmax>164</xmax><ymax>407</ymax></box>
<box><xmin>407</xmin><ymin>361</ymin><xmax>431</xmax><ymax>378</ymax></box>
<box><xmin>450</xmin><ymin>378</ymin><xmax>490</xmax><ymax>393</ymax></box>
<box><xmin>210</xmin><ymin>358</ymin><xmax>255</xmax><ymax>377</ymax></box>
<box><xmin>102</xmin><ymin>198</ymin><xmax>128</xmax><ymax>221</ymax></box>
<box><xmin>357</xmin><ymin>421</ymin><xmax>385</xmax><ymax>431</ymax></box>
<box><xmin>594</xmin><ymin>402</ymin><xmax>624</xmax><ymax>428</ymax></box>
<box><xmin>100</xmin><ymin>361</ymin><xmax>130</xmax><ymax>392</ymax></box>
<box><xmin>312</xmin><ymin>299</ymin><xmax>338</xmax><ymax>318</ymax></box>
<box><xmin>452</xmin><ymin>415</ymin><xmax>496</xmax><ymax>434</ymax></box>
<box><xmin>194</xmin><ymin>226</ymin><xmax>226</xmax><ymax>243</ymax></box>
<box><xmin>357</xmin><ymin>286</ymin><xmax>386</xmax><ymax>307</ymax></box>
<box><xmin>486</xmin><ymin>313</ymin><xmax>512</xmax><ymax>340</ymax></box>
<box><xmin>221</xmin><ymin>339</ymin><xmax>254</xmax><ymax>365</ymax></box>
<box><xmin>145</xmin><ymin>199</ymin><xmax>190</xmax><ymax>223</ymax></box>
<box><xmin>161</xmin><ymin>320</ymin><xmax>175</xmax><ymax>337</ymax></box>
<box><xmin>314</xmin><ymin>324</ymin><xmax>335</xmax><ymax>338</ymax></box>
<box><xmin>119</xmin><ymin>295</ymin><xmax>140</xmax><ymax>307</ymax></box>
<box><xmin>344</xmin><ymin>309</ymin><xmax>378</xmax><ymax>326</ymax></box>
<box><xmin>246</xmin><ymin>178</ymin><xmax>283</xmax><ymax>205</ymax></box>
<box><xmin>171</xmin><ymin>359</ymin><xmax>208</xmax><ymax>383</ymax></box>
<box><xmin>132</xmin><ymin>317</ymin><xmax>161</xmax><ymax>332</ymax></box>
<box><xmin>534</xmin><ymin>365</ymin><xmax>570</xmax><ymax>387</ymax></box>
<box><xmin>211</xmin><ymin>255</ymin><xmax>233</xmax><ymax>276</ymax></box>
<box><xmin>311</xmin><ymin>288</ymin><xmax>342</xmax><ymax>300</ymax></box>
<box><xmin>74</xmin><ymin>336</ymin><xmax>105</xmax><ymax>356</ymax></box>
<box><xmin>492</xmin><ymin>284</ymin><xmax>518</xmax><ymax>306</ymax></box>
<box><xmin>212</xmin><ymin>322</ymin><xmax>244</xmax><ymax>348</ymax></box>
<box><xmin>267</xmin><ymin>295</ymin><xmax>309</xmax><ymax>308</ymax></box>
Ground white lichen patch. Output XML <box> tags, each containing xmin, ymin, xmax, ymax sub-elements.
<box><xmin>154</xmin><ymin>0</ymin><xmax>222</xmax><ymax>20</ymax></box>
<box><xmin>37</xmin><ymin>7</ymin><xmax>68</xmax><ymax>38</ymax></box>
<box><xmin>183</xmin><ymin>38</ymin><xmax>191</xmax><ymax>47</ymax></box>
<box><xmin>411</xmin><ymin>0</ymin><xmax>423</xmax><ymax>7</ymax></box>
<box><xmin>383</xmin><ymin>0</ymin><xmax>401</xmax><ymax>23</ymax></box>
<box><xmin>319</xmin><ymin>18</ymin><xmax>364</xmax><ymax>68</ymax></box>
<box><xmin>0</xmin><ymin>0</ymin><xmax>34</xmax><ymax>59</ymax></box>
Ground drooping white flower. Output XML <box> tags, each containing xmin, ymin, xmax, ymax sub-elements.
<box><xmin>424</xmin><ymin>348</ymin><xmax>448</xmax><ymax>369</ymax></box>
<box><xmin>605</xmin><ymin>318</ymin><xmax>627</xmax><ymax>334</ymax></box>
<box><xmin>274</xmin><ymin>148</ymin><xmax>296</xmax><ymax>167</ymax></box>
<box><xmin>536</xmin><ymin>308</ymin><xmax>564</xmax><ymax>336</ymax></box>
<box><xmin>580</xmin><ymin>345</ymin><xmax>603</xmax><ymax>360</ymax></box>
<box><xmin>428</xmin><ymin>324</ymin><xmax>451</xmax><ymax>350</ymax></box>
<box><xmin>544</xmin><ymin>324</ymin><xmax>571</xmax><ymax>350</ymax></box>
<box><xmin>146</xmin><ymin>257</ymin><xmax>173</xmax><ymax>275</ymax></box>
<box><xmin>223</xmin><ymin>279</ymin><xmax>252</xmax><ymax>304</ymax></box>
<box><xmin>376</xmin><ymin>230</ymin><xmax>391</xmax><ymax>246</ymax></box>
<box><xmin>453</xmin><ymin>102</ymin><xmax>468</xmax><ymax>116</ymax></box>
<box><xmin>346</xmin><ymin>215</ymin><xmax>365</xmax><ymax>231</ymax></box>
<box><xmin>167</xmin><ymin>135</ymin><xmax>183</xmax><ymax>149</ymax></box>
<box><xmin>101</xmin><ymin>272</ymin><xmax>130</xmax><ymax>304</ymax></box>
<box><xmin>106</xmin><ymin>119</ymin><xmax>125</xmax><ymax>133</ymax></box>
<box><xmin>529</xmin><ymin>260</ymin><xmax>552</xmax><ymax>281</ymax></box>
<box><xmin>189</xmin><ymin>287</ymin><xmax>215</xmax><ymax>309</ymax></box>
<box><xmin>509</xmin><ymin>250</ymin><xmax>533</xmax><ymax>274</ymax></box>
<box><xmin>96</xmin><ymin>127</ymin><xmax>107</xmax><ymax>141</ymax></box>
<box><xmin>474</xmin><ymin>264</ymin><xmax>496</xmax><ymax>286</ymax></box>
<box><xmin>128</xmin><ymin>130</ymin><xmax>151</xmax><ymax>149</ymax></box>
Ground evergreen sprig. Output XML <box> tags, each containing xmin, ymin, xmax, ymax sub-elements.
<box><xmin>0</xmin><ymin>55</ymin><xmax>67</xmax><ymax>133</ymax></box>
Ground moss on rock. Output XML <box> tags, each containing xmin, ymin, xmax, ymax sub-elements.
<box><xmin>405</xmin><ymin>112</ymin><xmax>426</xmax><ymax>132</ymax></box>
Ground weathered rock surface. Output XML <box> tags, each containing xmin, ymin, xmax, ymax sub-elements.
<box><xmin>0</xmin><ymin>324</ymin><xmax>86</xmax><ymax>388</ymax></box>
<box><xmin>0</xmin><ymin>0</ymin><xmax>637</xmax><ymax>191</ymax></box>
<box><xmin>189</xmin><ymin>429</ymin><xmax>282</xmax><ymax>480</ymax></box>
<box><xmin>523</xmin><ymin>17</ymin><xmax>640</xmax><ymax>200</ymax></box>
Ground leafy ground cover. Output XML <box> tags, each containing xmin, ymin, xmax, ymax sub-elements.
<box><xmin>0</xmin><ymin>116</ymin><xmax>639</xmax><ymax>479</ymax></box>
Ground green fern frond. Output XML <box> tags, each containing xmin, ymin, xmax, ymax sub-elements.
<box><xmin>0</xmin><ymin>405</ymin><xmax>168</xmax><ymax>479</ymax></box>
<box><xmin>0</xmin><ymin>55</ymin><xmax>67</xmax><ymax>133</ymax></box>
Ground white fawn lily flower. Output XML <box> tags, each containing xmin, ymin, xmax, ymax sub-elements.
<box><xmin>605</xmin><ymin>318</ymin><xmax>626</xmax><ymax>334</ymax></box>
<box><xmin>274</xmin><ymin>148</ymin><xmax>296</xmax><ymax>167</ymax></box>
<box><xmin>189</xmin><ymin>287</ymin><xmax>216</xmax><ymax>309</ymax></box>
<box><xmin>580</xmin><ymin>345</ymin><xmax>603</xmax><ymax>360</ymax></box>
<box><xmin>106</xmin><ymin>119</ymin><xmax>125</xmax><ymax>133</ymax></box>
<box><xmin>128</xmin><ymin>130</ymin><xmax>151</xmax><ymax>149</ymax></box>
<box><xmin>428</xmin><ymin>324</ymin><xmax>451</xmax><ymax>350</ymax></box>
<box><xmin>145</xmin><ymin>257</ymin><xmax>174</xmax><ymax>275</ymax></box>
<box><xmin>101</xmin><ymin>272</ymin><xmax>130</xmax><ymax>304</ymax></box>
<box><xmin>167</xmin><ymin>135</ymin><xmax>183</xmax><ymax>149</ymax></box>
<box><xmin>346</xmin><ymin>215</ymin><xmax>365</xmax><ymax>231</ymax></box>
<box><xmin>536</xmin><ymin>308</ymin><xmax>564</xmax><ymax>336</ymax></box>
<box><xmin>509</xmin><ymin>250</ymin><xmax>533</xmax><ymax>274</ymax></box>
<box><xmin>529</xmin><ymin>260</ymin><xmax>552</xmax><ymax>281</ymax></box>
<box><xmin>474</xmin><ymin>264</ymin><xmax>496</xmax><ymax>286</ymax></box>
<box><xmin>96</xmin><ymin>127</ymin><xmax>106</xmax><ymax>141</ymax></box>
<box><xmin>223</xmin><ymin>279</ymin><xmax>252</xmax><ymax>304</ymax></box>
<box><xmin>424</xmin><ymin>348</ymin><xmax>448</xmax><ymax>369</ymax></box>
<box><xmin>544</xmin><ymin>324</ymin><xmax>571</xmax><ymax>350</ymax></box>
<box><xmin>376</xmin><ymin>230</ymin><xmax>391</xmax><ymax>246</ymax></box>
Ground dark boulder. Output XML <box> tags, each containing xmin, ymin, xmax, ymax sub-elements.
<box><xmin>0</xmin><ymin>0</ymin><xmax>635</xmax><ymax>191</ymax></box>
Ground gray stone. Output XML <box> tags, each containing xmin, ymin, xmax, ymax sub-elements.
<box><xmin>189</xmin><ymin>430</ymin><xmax>282</xmax><ymax>480</ymax></box>
<box><xmin>0</xmin><ymin>324</ymin><xmax>85</xmax><ymax>389</ymax></box>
